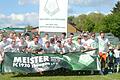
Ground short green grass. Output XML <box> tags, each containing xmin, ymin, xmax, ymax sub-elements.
<box><xmin>0</xmin><ymin>73</ymin><xmax>120</xmax><ymax>80</ymax></box>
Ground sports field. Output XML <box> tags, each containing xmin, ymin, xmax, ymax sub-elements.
<box><xmin>0</xmin><ymin>73</ymin><xmax>120</xmax><ymax>80</ymax></box>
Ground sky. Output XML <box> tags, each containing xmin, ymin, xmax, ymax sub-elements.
<box><xmin>0</xmin><ymin>0</ymin><xmax>119</xmax><ymax>27</ymax></box>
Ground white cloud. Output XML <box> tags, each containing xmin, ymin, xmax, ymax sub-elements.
<box><xmin>0</xmin><ymin>14</ymin><xmax>5</xmax><ymax>18</ymax></box>
<box><xmin>0</xmin><ymin>12</ymin><xmax>38</xmax><ymax>27</ymax></box>
<box><xmin>18</xmin><ymin>0</ymin><xmax>39</xmax><ymax>5</ymax></box>
<box><xmin>68</xmin><ymin>10</ymin><xmax>112</xmax><ymax>17</ymax></box>
<box><xmin>85</xmin><ymin>11</ymin><xmax>112</xmax><ymax>15</ymax></box>
<box><xmin>24</xmin><ymin>12</ymin><xmax>38</xmax><ymax>26</ymax></box>
<box><xmin>70</xmin><ymin>0</ymin><xmax>113</xmax><ymax>7</ymax></box>
<box><xmin>18</xmin><ymin>0</ymin><xmax>113</xmax><ymax>7</ymax></box>
<box><xmin>68</xmin><ymin>0</ymin><xmax>115</xmax><ymax>16</ymax></box>
<box><xmin>10</xmin><ymin>13</ymin><xmax>24</xmax><ymax>21</ymax></box>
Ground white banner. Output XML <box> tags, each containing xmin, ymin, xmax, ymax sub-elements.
<box><xmin>39</xmin><ymin>0</ymin><xmax>68</xmax><ymax>32</ymax></box>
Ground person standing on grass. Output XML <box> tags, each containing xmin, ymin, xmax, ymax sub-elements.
<box><xmin>107</xmin><ymin>46</ymin><xmax>115</xmax><ymax>73</ymax></box>
<box><xmin>114</xmin><ymin>45</ymin><xmax>120</xmax><ymax>73</ymax></box>
<box><xmin>97</xmin><ymin>32</ymin><xmax>110</xmax><ymax>73</ymax></box>
<box><xmin>0</xmin><ymin>36</ymin><xmax>11</xmax><ymax>71</ymax></box>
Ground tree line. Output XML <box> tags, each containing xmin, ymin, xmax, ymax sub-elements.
<box><xmin>68</xmin><ymin>1</ymin><xmax>120</xmax><ymax>39</ymax></box>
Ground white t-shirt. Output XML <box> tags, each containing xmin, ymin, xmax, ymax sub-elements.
<box><xmin>50</xmin><ymin>43</ymin><xmax>55</xmax><ymax>47</ymax></box>
<box><xmin>42</xmin><ymin>38</ymin><xmax>48</xmax><ymax>44</ymax></box>
<box><xmin>114</xmin><ymin>49</ymin><xmax>120</xmax><ymax>58</ymax></box>
<box><xmin>61</xmin><ymin>39</ymin><xmax>66</xmax><ymax>45</ymax></box>
<box><xmin>7</xmin><ymin>38</ymin><xmax>12</xmax><ymax>43</ymax></box>
<box><xmin>97</xmin><ymin>36</ymin><xmax>110</xmax><ymax>53</ymax></box>
<box><xmin>88</xmin><ymin>39</ymin><xmax>95</xmax><ymax>45</ymax></box>
<box><xmin>43</xmin><ymin>45</ymin><xmax>55</xmax><ymax>53</ymax></box>
<box><xmin>88</xmin><ymin>39</ymin><xmax>98</xmax><ymax>49</ymax></box>
<box><xmin>4</xmin><ymin>44</ymin><xmax>19</xmax><ymax>52</ymax></box>
<box><xmin>0</xmin><ymin>40</ymin><xmax>10</xmax><ymax>48</ymax></box>
<box><xmin>16</xmin><ymin>37</ymin><xmax>20</xmax><ymax>42</ymax></box>
<box><xmin>81</xmin><ymin>39</ymin><xmax>91</xmax><ymax>49</ymax></box>
<box><xmin>28</xmin><ymin>41</ymin><xmax>41</xmax><ymax>51</ymax></box>
<box><xmin>25</xmin><ymin>40</ymin><xmax>31</xmax><ymax>45</ymax></box>
<box><xmin>17</xmin><ymin>42</ymin><xmax>27</xmax><ymax>51</ymax></box>
<box><xmin>54</xmin><ymin>45</ymin><xmax>63</xmax><ymax>53</ymax></box>
<box><xmin>74</xmin><ymin>42</ymin><xmax>84</xmax><ymax>52</ymax></box>
<box><xmin>64</xmin><ymin>43</ymin><xmax>76</xmax><ymax>52</ymax></box>
<box><xmin>81</xmin><ymin>38</ymin><xmax>98</xmax><ymax>56</ymax></box>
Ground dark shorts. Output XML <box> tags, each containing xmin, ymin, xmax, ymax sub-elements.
<box><xmin>115</xmin><ymin>58</ymin><xmax>120</xmax><ymax>65</ymax></box>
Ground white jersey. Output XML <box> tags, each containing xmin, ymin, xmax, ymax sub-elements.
<box><xmin>81</xmin><ymin>39</ymin><xmax>91</xmax><ymax>49</ymax></box>
<box><xmin>88</xmin><ymin>39</ymin><xmax>95</xmax><ymax>45</ymax></box>
<box><xmin>50</xmin><ymin>43</ymin><xmax>55</xmax><ymax>47</ymax></box>
<box><xmin>16</xmin><ymin>37</ymin><xmax>20</xmax><ymax>42</ymax></box>
<box><xmin>97</xmin><ymin>36</ymin><xmax>110</xmax><ymax>53</ymax></box>
<box><xmin>89</xmin><ymin>39</ymin><xmax>98</xmax><ymax>49</ymax></box>
<box><xmin>43</xmin><ymin>45</ymin><xmax>55</xmax><ymax>53</ymax></box>
<box><xmin>17</xmin><ymin>42</ymin><xmax>27</xmax><ymax>51</ymax></box>
<box><xmin>0</xmin><ymin>40</ymin><xmax>10</xmax><ymax>48</ymax></box>
<box><xmin>42</xmin><ymin>38</ymin><xmax>48</xmax><ymax>45</ymax></box>
<box><xmin>25</xmin><ymin>40</ymin><xmax>31</xmax><ymax>45</ymax></box>
<box><xmin>114</xmin><ymin>49</ymin><xmax>120</xmax><ymax>58</ymax></box>
<box><xmin>74</xmin><ymin>42</ymin><xmax>83</xmax><ymax>52</ymax></box>
<box><xmin>4</xmin><ymin>44</ymin><xmax>19</xmax><ymax>52</ymax></box>
<box><xmin>61</xmin><ymin>39</ymin><xmax>66</xmax><ymax>45</ymax></box>
<box><xmin>28</xmin><ymin>41</ymin><xmax>41</xmax><ymax>51</ymax></box>
<box><xmin>7</xmin><ymin>38</ymin><xmax>12</xmax><ymax>43</ymax></box>
<box><xmin>54</xmin><ymin>45</ymin><xmax>63</xmax><ymax>53</ymax></box>
<box><xmin>64</xmin><ymin>43</ymin><xmax>76</xmax><ymax>52</ymax></box>
<box><xmin>81</xmin><ymin>38</ymin><xmax>98</xmax><ymax>56</ymax></box>
<box><xmin>0</xmin><ymin>47</ymin><xmax>4</xmax><ymax>61</ymax></box>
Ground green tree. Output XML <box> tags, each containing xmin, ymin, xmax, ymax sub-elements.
<box><xmin>73</xmin><ymin>14</ymin><xmax>87</xmax><ymax>31</ymax></box>
<box><xmin>73</xmin><ymin>13</ymin><xmax>105</xmax><ymax>32</ymax></box>
<box><xmin>111</xmin><ymin>1</ymin><xmax>120</xmax><ymax>13</ymax></box>
<box><xmin>83</xmin><ymin>18</ymin><xmax>95</xmax><ymax>32</ymax></box>
<box><xmin>68</xmin><ymin>16</ymin><xmax>74</xmax><ymax>23</ymax></box>
<box><xmin>87</xmin><ymin>13</ymin><xmax>105</xmax><ymax>32</ymax></box>
<box><xmin>103</xmin><ymin>1</ymin><xmax>120</xmax><ymax>39</ymax></box>
<box><xmin>104</xmin><ymin>13</ymin><xmax>120</xmax><ymax>38</ymax></box>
